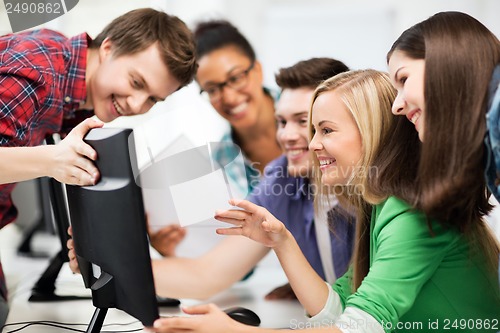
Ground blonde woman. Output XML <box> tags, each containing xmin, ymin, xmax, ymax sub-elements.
<box><xmin>150</xmin><ymin>69</ymin><xmax>497</xmax><ymax>332</ymax></box>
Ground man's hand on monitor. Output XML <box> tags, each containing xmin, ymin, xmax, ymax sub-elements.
<box><xmin>147</xmin><ymin>220</ymin><xmax>187</xmax><ymax>257</ymax></box>
<box><xmin>264</xmin><ymin>282</ymin><xmax>297</xmax><ymax>300</ymax></box>
<box><xmin>67</xmin><ymin>226</ymin><xmax>81</xmax><ymax>274</ymax></box>
<box><xmin>47</xmin><ymin>118</ymin><xmax>103</xmax><ymax>186</ymax></box>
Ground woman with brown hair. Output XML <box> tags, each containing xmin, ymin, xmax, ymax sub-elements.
<box><xmin>194</xmin><ymin>19</ymin><xmax>282</xmax><ymax>196</ymax></box>
<box><xmin>386</xmin><ymin>10</ymin><xmax>500</xmax><ymax>284</ymax></box>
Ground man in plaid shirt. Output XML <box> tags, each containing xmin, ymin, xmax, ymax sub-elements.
<box><xmin>0</xmin><ymin>8</ymin><xmax>197</xmax><ymax>325</ymax></box>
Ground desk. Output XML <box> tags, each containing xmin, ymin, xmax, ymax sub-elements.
<box><xmin>1</xmin><ymin>224</ymin><xmax>307</xmax><ymax>332</ymax></box>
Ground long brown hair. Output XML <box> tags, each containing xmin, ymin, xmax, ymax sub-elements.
<box><xmin>386</xmin><ymin>11</ymin><xmax>500</xmax><ymax>270</ymax></box>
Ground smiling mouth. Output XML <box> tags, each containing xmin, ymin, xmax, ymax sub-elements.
<box><xmin>407</xmin><ymin>109</ymin><xmax>421</xmax><ymax>125</ymax></box>
<box><xmin>287</xmin><ymin>148</ymin><xmax>308</xmax><ymax>157</ymax></box>
<box><xmin>227</xmin><ymin>102</ymin><xmax>248</xmax><ymax>116</ymax></box>
<box><xmin>320</xmin><ymin>159</ymin><xmax>336</xmax><ymax>167</ymax></box>
<box><xmin>112</xmin><ymin>96</ymin><xmax>125</xmax><ymax>115</ymax></box>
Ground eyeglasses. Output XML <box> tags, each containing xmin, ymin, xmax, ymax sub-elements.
<box><xmin>200</xmin><ymin>62</ymin><xmax>255</xmax><ymax>102</ymax></box>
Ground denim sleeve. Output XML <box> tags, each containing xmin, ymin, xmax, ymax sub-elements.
<box><xmin>484</xmin><ymin>65</ymin><xmax>500</xmax><ymax>200</ymax></box>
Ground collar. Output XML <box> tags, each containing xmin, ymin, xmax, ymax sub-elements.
<box><xmin>62</xmin><ymin>32</ymin><xmax>90</xmax><ymax>119</ymax></box>
<box><xmin>488</xmin><ymin>64</ymin><xmax>500</xmax><ymax>110</ymax></box>
<box><xmin>293</xmin><ymin>176</ymin><xmax>312</xmax><ymax>201</ymax></box>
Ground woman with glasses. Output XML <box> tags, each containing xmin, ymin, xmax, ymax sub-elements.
<box><xmin>146</xmin><ymin>20</ymin><xmax>281</xmax><ymax>261</ymax></box>
<box><xmin>194</xmin><ymin>19</ymin><xmax>282</xmax><ymax>198</ymax></box>
<box><xmin>145</xmin><ymin>19</ymin><xmax>281</xmax><ymax>286</ymax></box>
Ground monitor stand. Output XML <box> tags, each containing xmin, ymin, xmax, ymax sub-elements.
<box><xmin>86</xmin><ymin>307</ymin><xmax>108</xmax><ymax>333</ymax></box>
<box><xmin>17</xmin><ymin>178</ymin><xmax>56</xmax><ymax>258</ymax></box>
<box><xmin>28</xmin><ymin>248</ymin><xmax>91</xmax><ymax>302</ymax></box>
<box><xmin>29</xmin><ymin>165</ymin><xmax>91</xmax><ymax>302</ymax></box>
<box><xmin>17</xmin><ymin>217</ymin><xmax>46</xmax><ymax>257</ymax></box>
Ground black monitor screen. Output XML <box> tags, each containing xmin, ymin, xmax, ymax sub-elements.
<box><xmin>66</xmin><ymin>128</ymin><xmax>158</xmax><ymax>328</ymax></box>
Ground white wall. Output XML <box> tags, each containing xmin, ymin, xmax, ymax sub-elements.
<box><xmin>154</xmin><ymin>0</ymin><xmax>500</xmax><ymax>88</ymax></box>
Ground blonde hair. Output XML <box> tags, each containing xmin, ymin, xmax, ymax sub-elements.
<box><xmin>308</xmin><ymin>69</ymin><xmax>397</xmax><ymax>290</ymax></box>
<box><xmin>309</xmin><ymin>69</ymin><xmax>396</xmax><ymax>208</ymax></box>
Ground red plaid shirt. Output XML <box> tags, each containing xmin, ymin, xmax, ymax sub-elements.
<box><xmin>0</xmin><ymin>29</ymin><xmax>93</xmax><ymax>301</ymax></box>
<box><xmin>0</xmin><ymin>29</ymin><xmax>92</xmax><ymax>232</ymax></box>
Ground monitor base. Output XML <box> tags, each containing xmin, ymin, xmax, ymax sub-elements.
<box><xmin>28</xmin><ymin>249</ymin><xmax>91</xmax><ymax>303</ymax></box>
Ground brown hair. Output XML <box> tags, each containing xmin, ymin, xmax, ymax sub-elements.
<box><xmin>387</xmin><ymin>11</ymin><xmax>500</xmax><ymax>270</ymax></box>
<box><xmin>275</xmin><ymin>57</ymin><xmax>349</xmax><ymax>90</ymax></box>
<box><xmin>91</xmin><ymin>8</ymin><xmax>197</xmax><ymax>88</ymax></box>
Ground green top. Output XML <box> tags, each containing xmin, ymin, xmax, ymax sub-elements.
<box><xmin>332</xmin><ymin>196</ymin><xmax>500</xmax><ymax>332</ymax></box>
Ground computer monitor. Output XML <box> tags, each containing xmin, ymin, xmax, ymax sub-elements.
<box><xmin>66</xmin><ymin>128</ymin><xmax>159</xmax><ymax>332</ymax></box>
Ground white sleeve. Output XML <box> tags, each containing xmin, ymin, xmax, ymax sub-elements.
<box><xmin>334</xmin><ymin>307</ymin><xmax>385</xmax><ymax>333</ymax></box>
<box><xmin>306</xmin><ymin>282</ymin><xmax>385</xmax><ymax>333</ymax></box>
<box><xmin>307</xmin><ymin>282</ymin><xmax>343</xmax><ymax>322</ymax></box>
